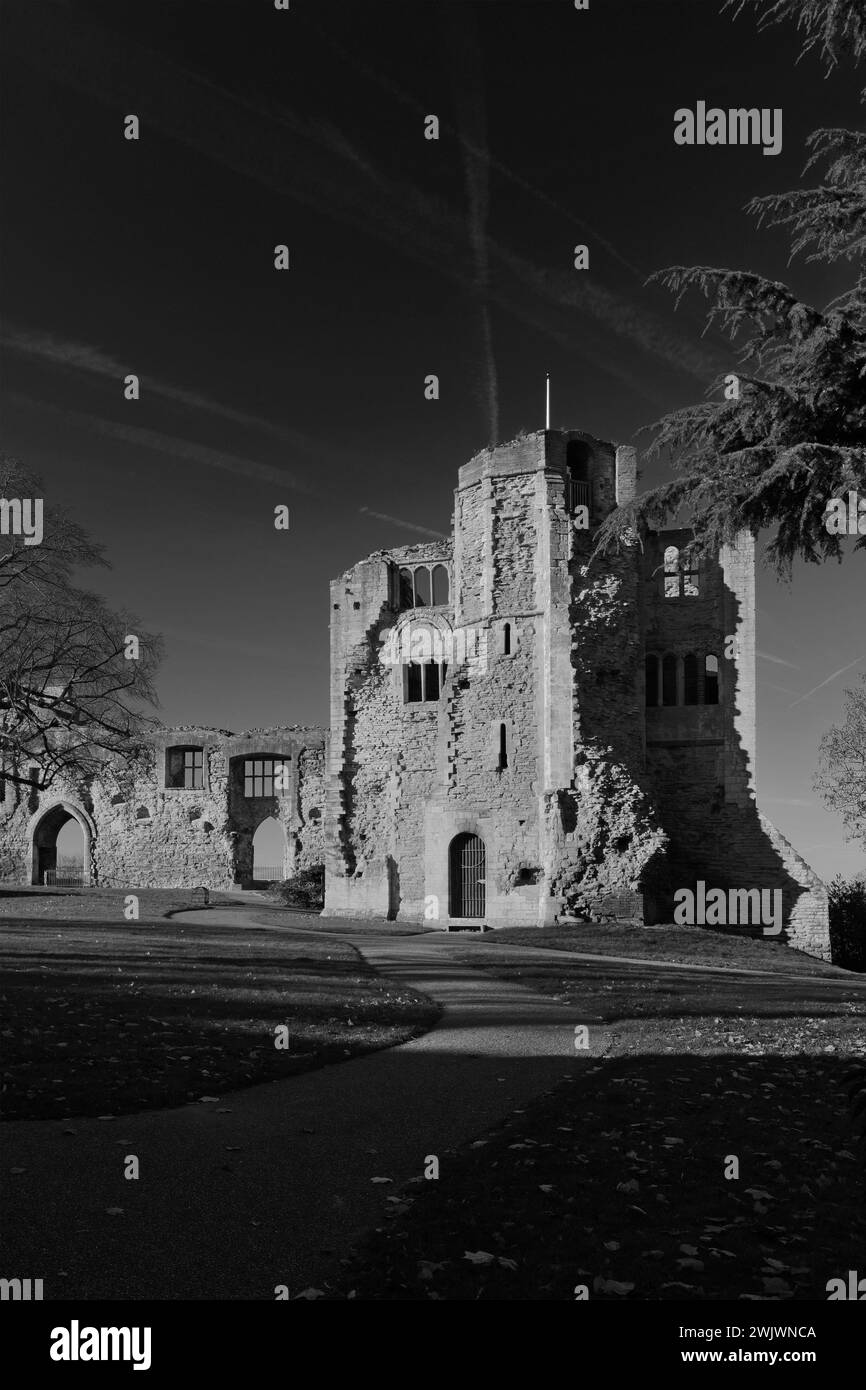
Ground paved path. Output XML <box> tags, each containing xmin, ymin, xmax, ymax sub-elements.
<box><xmin>5</xmin><ymin>909</ymin><xmax>861</xmax><ymax>1300</ymax></box>
<box><xmin>1</xmin><ymin>910</ymin><xmax>599</xmax><ymax>1300</ymax></box>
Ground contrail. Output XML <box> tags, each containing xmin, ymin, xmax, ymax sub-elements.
<box><xmin>357</xmin><ymin>507</ymin><xmax>448</xmax><ymax>540</ymax></box>
<box><xmin>5</xmin><ymin>393</ymin><xmax>326</xmax><ymax>496</ymax></box>
<box><xmin>787</xmin><ymin>655</ymin><xmax>865</xmax><ymax>709</ymax></box>
<box><xmin>0</xmin><ymin>324</ymin><xmax>362</xmax><ymax>467</ymax></box>
<box><xmin>448</xmin><ymin>6</ymin><xmax>499</xmax><ymax>446</ymax></box>
<box><xmin>3</xmin><ymin>1</ymin><xmax>724</xmax><ymax>395</ymax></box>
<box><xmin>757</xmin><ymin>650</ymin><xmax>801</xmax><ymax>670</ymax></box>
<box><xmin>304</xmin><ymin>8</ymin><xmax>649</xmax><ymax>284</ymax></box>
<box><xmin>8</xmin><ymin>392</ymin><xmax>448</xmax><ymax>537</ymax></box>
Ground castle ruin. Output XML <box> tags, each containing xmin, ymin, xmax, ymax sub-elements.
<box><xmin>0</xmin><ymin>428</ymin><xmax>830</xmax><ymax>959</ymax></box>
<box><xmin>323</xmin><ymin>428</ymin><xmax>829</xmax><ymax>957</ymax></box>
<box><xmin>0</xmin><ymin>727</ymin><xmax>325</xmax><ymax>891</ymax></box>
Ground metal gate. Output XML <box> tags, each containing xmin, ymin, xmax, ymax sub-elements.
<box><xmin>449</xmin><ymin>833</ymin><xmax>486</xmax><ymax>918</ymax></box>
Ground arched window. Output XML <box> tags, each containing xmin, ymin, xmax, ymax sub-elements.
<box><xmin>503</xmin><ymin>622</ymin><xmax>512</xmax><ymax>656</ymax></box>
<box><xmin>432</xmin><ymin>564</ymin><xmax>449</xmax><ymax>605</ymax></box>
<box><xmin>414</xmin><ymin>565</ymin><xmax>431</xmax><ymax>607</ymax></box>
<box><xmin>399</xmin><ymin>567</ymin><xmax>414</xmax><ymax>609</ymax></box>
<box><xmin>398</xmin><ymin>562</ymin><xmax>450</xmax><ymax>610</ymax></box>
<box><xmin>662</xmin><ymin>653</ymin><xmax>678</xmax><ymax>706</ymax></box>
<box><xmin>683</xmin><ymin>653</ymin><xmax>699</xmax><ymax>705</ymax></box>
<box><xmin>645</xmin><ymin>654</ymin><xmax>659</xmax><ymax>707</ymax></box>
<box><xmin>705</xmin><ymin>654</ymin><xmax>719</xmax><ymax>705</ymax></box>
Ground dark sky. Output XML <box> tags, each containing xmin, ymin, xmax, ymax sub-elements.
<box><xmin>1</xmin><ymin>0</ymin><xmax>863</xmax><ymax>878</ymax></box>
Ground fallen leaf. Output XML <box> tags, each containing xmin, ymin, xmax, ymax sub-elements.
<box><xmin>593</xmin><ymin>1276</ymin><xmax>634</xmax><ymax>1296</ymax></box>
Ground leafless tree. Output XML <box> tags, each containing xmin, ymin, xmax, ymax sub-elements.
<box><xmin>0</xmin><ymin>456</ymin><xmax>163</xmax><ymax>792</ymax></box>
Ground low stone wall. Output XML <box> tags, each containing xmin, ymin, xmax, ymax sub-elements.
<box><xmin>0</xmin><ymin>726</ymin><xmax>326</xmax><ymax>892</ymax></box>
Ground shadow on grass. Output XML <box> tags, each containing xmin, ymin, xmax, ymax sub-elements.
<box><xmin>0</xmin><ymin>1039</ymin><xmax>863</xmax><ymax>1299</ymax></box>
<box><xmin>327</xmin><ymin>1049</ymin><xmax>866</xmax><ymax>1302</ymax></box>
<box><xmin>0</xmin><ymin>917</ymin><xmax>441</xmax><ymax>1120</ymax></box>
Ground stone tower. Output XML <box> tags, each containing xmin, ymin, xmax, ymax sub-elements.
<box><xmin>323</xmin><ymin>428</ymin><xmax>829</xmax><ymax>957</ymax></box>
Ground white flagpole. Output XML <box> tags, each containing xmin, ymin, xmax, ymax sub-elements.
<box><xmin>545</xmin><ymin>374</ymin><xmax>550</xmax><ymax>429</ymax></box>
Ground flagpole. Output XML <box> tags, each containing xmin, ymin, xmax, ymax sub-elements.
<box><xmin>545</xmin><ymin>374</ymin><xmax>550</xmax><ymax>429</ymax></box>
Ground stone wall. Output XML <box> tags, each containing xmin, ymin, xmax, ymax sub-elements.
<box><xmin>639</xmin><ymin>528</ymin><xmax>829</xmax><ymax>956</ymax></box>
<box><xmin>0</xmin><ymin>725</ymin><xmax>325</xmax><ymax>891</ymax></box>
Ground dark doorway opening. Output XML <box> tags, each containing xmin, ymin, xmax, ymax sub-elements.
<box><xmin>449</xmin><ymin>833</ymin><xmax>486</xmax><ymax>918</ymax></box>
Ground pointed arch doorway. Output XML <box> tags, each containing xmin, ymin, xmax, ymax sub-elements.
<box><xmin>449</xmin><ymin>832</ymin><xmax>486</xmax><ymax>919</ymax></box>
<box><xmin>252</xmin><ymin>816</ymin><xmax>288</xmax><ymax>884</ymax></box>
<box><xmin>30</xmin><ymin>802</ymin><xmax>93</xmax><ymax>886</ymax></box>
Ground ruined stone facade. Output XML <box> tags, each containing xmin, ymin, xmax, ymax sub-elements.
<box><xmin>323</xmin><ymin>428</ymin><xmax>830</xmax><ymax>959</ymax></box>
<box><xmin>0</xmin><ymin>426</ymin><xmax>831</xmax><ymax>959</ymax></box>
<box><xmin>0</xmin><ymin>726</ymin><xmax>325</xmax><ymax>891</ymax></box>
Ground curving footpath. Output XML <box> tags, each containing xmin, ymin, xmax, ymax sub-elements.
<box><xmin>3</xmin><ymin>906</ymin><xmax>859</xmax><ymax>1300</ymax></box>
<box><xmin>1</xmin><ymin>909</ymin><xmax>595</xmax><ymax>1300</ymax></box>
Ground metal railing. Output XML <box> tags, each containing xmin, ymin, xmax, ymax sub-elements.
<box><xmin>252</xmin><ymin>865</ymin><xmax>285</xmax><ymax>883</ymax></box>
<box><xmin>44</xmin><ymin>867</ymin><xmax>84</xmax><ymax>887</ymax></box>
<box><xmin>567</xmin><ymin>479</ymin><xmax>591</xmax><ymax>513</ymax></box>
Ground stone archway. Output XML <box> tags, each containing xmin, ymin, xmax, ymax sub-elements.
<box><xmin>252</xmin><ymin>815</ymin><xmax>288</xmax><ymax>885</ymax></box>
<box><xmin>29</xmin><ymin>801</ymin><xmax>95</xmax><ymax>886</ymax></box>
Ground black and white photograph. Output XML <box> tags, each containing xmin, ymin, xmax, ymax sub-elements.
<box><xmin>1</xmin><ymin>0</ymin><xmax>865</xmax><ymax>1355</ymax></box>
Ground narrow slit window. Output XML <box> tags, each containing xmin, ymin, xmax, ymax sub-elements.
<box><xmin>498</xmin><ymin>723</ymin><xmax>509</xmax><ymax>771</ymax></box>
<box><xmin>705</xmin><ymin>654</ymin><xmax>720</xmax><ymax>705</ymax></box>
<box><xmin>503</xmin><ymin>622</ymin><xmax>511</xmax><ymax>656</ymax></box>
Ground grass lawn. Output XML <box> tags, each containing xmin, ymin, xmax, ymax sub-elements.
<box><xmin>476</xmin><ymin>922</ymin><xmax>847</xmax><ymax>975</ymax></box>
<box><xmin>0</xmin><ymin>885</ymin><xmax>240</xmax><ymax>921</ymax></box>
<box><xmin>0</xmin><ymin>915</ymin><xmax>439</xmax><ymax>1121</ymax></box>
<box><xmin>242</xmin><ymin>905</ymin><xmax>435</xmax><ymax>937</ymax></box>
<box><xmin>444</xmin><ymin>930</ymin><xmax>864</xmax><ymax>1028</ymax></box>
<box><xmin>324</xmin><ymin>931</ymin><xmax>866</xmax><ymax>1301</ymax></box>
